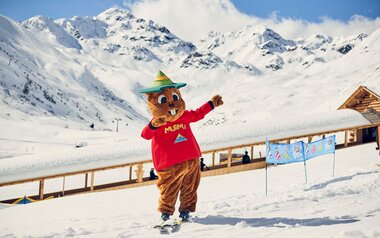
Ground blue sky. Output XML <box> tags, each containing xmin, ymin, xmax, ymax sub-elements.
<box><xmin>233</xmin><ymin>0</ymin><xmax>380</xmax><ymax>21</ymax></box>
<box><xmin>0</xmin><ymin>0</ymin><xmax>379</xmax><ymax>22</ymax></box>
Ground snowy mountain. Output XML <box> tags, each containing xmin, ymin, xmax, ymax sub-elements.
<box><xmin>0</xmin><ymin>7</ymin><xmax>379</xmax><ymax>140</ymax></box>
<box><xmin>0</xmin><ymin>13</ymin><xmax>145</xmax><ymax>129</ymax></box>
<box><xmin>198</xmin><ymin>24</ymin><xmax>369</xmax><ymax>71</ymax></box>
<box><xmin>0</xmin><ymin>8</ymin><xmax>254</xmax><ymax>130</ymax></box>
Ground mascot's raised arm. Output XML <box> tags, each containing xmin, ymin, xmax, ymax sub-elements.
<box><xmin>140</xmin><ymin>71</ymin><xmax>223</xmax><ymax>223</ymax></box>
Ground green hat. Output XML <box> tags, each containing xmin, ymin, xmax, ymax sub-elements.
<box><xmin>139</xmin><ymin>71</ymin><xmax>186</xmax><ymax>93</ymax></box>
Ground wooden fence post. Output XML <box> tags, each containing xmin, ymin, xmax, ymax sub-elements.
<box><xmin>39</xmin><ymin>179</ymin><xmax>44</xmax><ymax>200</ymax></box>
<box><xmin>135</xmin><ymin>163</ymin><xmax>144</xmax><ymax>183</ymax></box>
<box><xmin>344</xmin><ymin>130</ymin><xmax>348</xmax><ymax>147</ymax></box>
<box><xmin>90</xmin><ymin>172</ymin><xmax>95</xmax><ymax>191</ymax></box>
<box><xmin>129</xmin><ymin>165</ymin><xmax>133</xmax><ymax>181</ymax></box>
<box><xmin>62</xmin><ymin>176</ymin><xmax>66</xmax><ymax>196</ymax></box>
<box><xmin>212</xmin><ymin>153</ymin><xmax>215</xmax><ymax>166</ymax></box>
<box><xmin>250</xmin><ymin>146</ymin><xmax>254</xmax><ymax>159</ymax></box>
<box><xmin>84</xmin><ymin>173</ymin><xmax>88</xmax><ymax>188</ymax></box>
<box><xmin>227</xmin><ymin>149</ymin><xmax>232</xmax><ymax>167</ymax></box>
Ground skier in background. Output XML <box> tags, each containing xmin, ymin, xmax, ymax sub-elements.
<box><xmin>200</xmin><ymin>157</ymin><xmax>209</xmax><ymax>171</ymax></box>
<box><xmin>242</xmin><ymin>151</ymin><xmax>251</xmax><ymax>164</ymax></box>
<box><xmin>373</xmin><ymin>126</ymin><xmax>379</xmax><ymax>151</ymax></box>
<box><xmin>150</xmin><ymin>168</ymin><xmax>158</xmax><ymax>180</ymax></box>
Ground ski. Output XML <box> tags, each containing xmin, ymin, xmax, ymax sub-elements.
<box><xmin>153</xmin><ymin>219</ymin><xmax>184</xmax><ymax>234</ymax></box>
<box><xmin>153</xmin><ymin>221</ymin><xmax>170</xmax><ymax>234</ymax></box>
<box><xmin>169</xmin><ymin>219</ymin><xmax>183</xmax><ymax>233</ymax></box>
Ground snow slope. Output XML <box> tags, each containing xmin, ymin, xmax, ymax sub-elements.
<box><xmin>0</xmin><ymin>143</ymin><xmax>379</xmax><ymax>238</ymax></box>
<box><xmin>1</xmin><ymin>9</ymin><xmax>379</xmax><ymax>133</ymax></box>
<box><xmin>0</xmin><ymin>8</ymin><xmax>380</xmax><ymax>237</ymax></box>
<box><xmin>0</xmin><ymin>9</ymin><xmax>379</xmax><ymax>163</ymax></box>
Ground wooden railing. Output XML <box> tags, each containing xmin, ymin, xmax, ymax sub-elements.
<box><xmin>0</xmin><ymin>122</ymin><xmax>378</xmax><ymax>203</ymax></box>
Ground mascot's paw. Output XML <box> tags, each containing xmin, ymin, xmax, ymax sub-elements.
<box><xmin>152</xmin><ymin>116</ymin><xmax>168</xmax><ymax>128</ymax></box>
<box><xmin>211</xmin><ymin>95</ymin><xmax>224</xmax><ymax>108</ymax></box>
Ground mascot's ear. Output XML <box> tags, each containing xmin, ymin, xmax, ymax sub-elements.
<box><xmin>145</xmin><ymin>93</ymin><xmax>153</xmax><ymax>100</ymax></box>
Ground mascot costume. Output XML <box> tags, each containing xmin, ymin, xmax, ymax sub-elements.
<box><xmin>140</xmin><ymin>71</ymin><xmax>223</xmax><ymax>221</ymax></box>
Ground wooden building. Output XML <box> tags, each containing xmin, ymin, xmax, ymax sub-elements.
<box><xmin>338</xmin><ymin>85</ymin><xmax>380</xmax><ymax>143</ymax></box>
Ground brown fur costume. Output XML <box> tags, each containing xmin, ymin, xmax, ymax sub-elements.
<box><xmin>146</xmin><ymin>88</ymin><xmax>186</xmax><ymax>126</ymax></box>
<box><xmin>144</xmin><ymin>87</ymin><xmax>223</xmax><ymax>215</ymax></box>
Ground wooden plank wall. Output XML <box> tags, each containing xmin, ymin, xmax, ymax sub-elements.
<box><xmin>350</xmin><ymin>92</ymin><xmax>380</xmax><ymax>113</ymax></box>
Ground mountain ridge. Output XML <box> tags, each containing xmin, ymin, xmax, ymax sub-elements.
<box><xmin>0</xmin><ymin>8</ymin><xmax>379</xmax><ymax>130</ymax></box>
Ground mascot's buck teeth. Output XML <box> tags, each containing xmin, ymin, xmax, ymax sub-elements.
<box><xmin>170</xmin><ymin>110</ymin><xmax>177</xmax><ymax>116</ymax></box>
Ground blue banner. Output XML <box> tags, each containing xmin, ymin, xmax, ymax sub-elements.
<box><xmin>303</xmin><ymin>135</ymin><xmax>336</xmax><ymax>160</ymax></box>
<box><xmin>266</xmin><ymin>135</ymin><xmax>336</xmax><ymax>164</ymax></box>
<box><xmin>266</xmin><ymin>140</ymin><xmax>305</xmax><ymax>164</ymax></box>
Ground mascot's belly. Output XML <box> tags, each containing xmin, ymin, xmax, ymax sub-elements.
<box><xmin>151</xmin><ymin>121</ymin><xmax>201</xmax><ymax>171</ymax></box>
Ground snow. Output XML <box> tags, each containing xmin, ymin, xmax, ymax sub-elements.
<box><xmin>0</xmin><ymin>108</ymin><xmax>369</xmax><ymax>184</ymax></box>
<box><xmin>0</xmin><ymin>7</ymin><xmax>380</xmax><ymax>238</ymax></box>
<box><xmin>0</xmin><ymin>143</ymin><xmax>379</xmax><ymax>237</ymax></box>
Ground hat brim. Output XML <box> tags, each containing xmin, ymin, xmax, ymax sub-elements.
<box><xmin>139</xmin><ymin>83</ymin><xmax>186</xmax><ymax>93</ymax></box>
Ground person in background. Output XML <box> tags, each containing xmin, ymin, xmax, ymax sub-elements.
<box><xmin>242</xmin><ymin>151</ymin><xmax>251</xmax><ymax>164</ymax></box>
<box><xmin>200</xmin><ymin>157</ymin><xmax>209</xmax><ymax>171</ymax></box>
<box><xmin>373</xmin><ymin>126</ymin><xmax>379</xmax><ymax>151</ymax></box>
<box><xmin>149</xmin><ymin>168</ymin><xmax>158</xmax><ymax>180</ymax></box>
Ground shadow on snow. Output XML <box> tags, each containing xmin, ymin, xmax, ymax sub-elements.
<box><xmin>305</xmin><ymin>171</ymin><xmax>379</xmax><ymax>191</ymax></box>
<box><xmin>195</xmin><ymin>215</ymin><xmax>359</xmax><ymax>228</ymax></box>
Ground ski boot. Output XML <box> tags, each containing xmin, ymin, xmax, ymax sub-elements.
<box><xmin>161</xmin><ymin>213</ymin><xmax>171</xmax><ymax>221</ymax></box>
<box><xmin>179</xmin><ymin>210</ymin><xmax>190</xmax><ymax>221</ymax></box>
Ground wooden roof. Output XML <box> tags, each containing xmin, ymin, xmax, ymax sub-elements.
<box><xmin>361</xmin><ymin>110</ymin><xmax>380</xmax><ymax>123</ymax></box>
<box><xmin>338</xmin><ymin>85</ymin><xmax>380</xmax><ymax>110</ymax></box>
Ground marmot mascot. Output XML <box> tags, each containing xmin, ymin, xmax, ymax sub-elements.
<box><xmin>140</xmin><ymin>71</ymin><xmax>223</xmax><ymax>221</ymax></box>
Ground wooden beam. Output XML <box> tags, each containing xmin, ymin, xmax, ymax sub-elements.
<box><xmin>39</xmin><ymin>179</ymin><xmax>44</xmax><ymax>200</ymax></box>
<box><xmin>250</xmin><ymin>146</ymin><xmax>254</xmax><ymax>159</ymax></box>
<box><xmin>227</xmin><ymin>149</ymin><xmax>232</xmax><ymax>168</ymax></box>
<box><xmin>338</xmin><ymin>86</ymin><xmax>365</xmax><ymax>109</ymax></box>
<box><xmin>90</xmin><ymin>172</ymin><xmax>95</xmax><ymax>191</ymax></box>
<box><xmin>62</xmin><ymin>176</ymin><xmax>66</xmax><ymax>196</ymax></box>
<box><xmin>129</xmin><ymin>165</ymin><xmax>133</xmax><ymax>181</ymax></box>
<box><xmin>84</xmin><ymin>173</ymin><xmax>88</xmax><ymax>188</ymax></box>
<box><xmin>308</xmin><ymin>136</ymin><xmax>313</xmax><ymax>143</ymax></box>
<box><xmin>212</xmin><ymin>153</ymin><xmax>215</xmax><ymax>166</ymax></box>
<box><xmin>135</xmin><ymin>163</ymin><xmax>144</xmax><ymax>183</ymax></box>
<box><xmin>363</xmin><ymin>86</ymin><xmax>380</xmax><ymax>100</ymax></box>
<box><xmin>0</xmin><ymin>159</ymin><xmax>152</xmax><ymax>188</ymax></box>
<box><xmin>344</xmin><ymin>130</ymin><xmax>348</xmax><ymax>147</ymax></box>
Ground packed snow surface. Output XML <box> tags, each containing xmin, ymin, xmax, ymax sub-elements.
<box><xmin>0</xmin><ymin>143</ymin><xmax>379</xmax><ymax>237</ymax></box>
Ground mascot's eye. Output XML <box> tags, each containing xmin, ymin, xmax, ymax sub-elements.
<box><xmin>172</xmin><ymin>93</ymin><xmax>179</xmax><ymax>101</ymax></box>
<box><xmin>158</xmin><ymin>95</ymin><xmax>167</xmax><ymax>104</ymax></box>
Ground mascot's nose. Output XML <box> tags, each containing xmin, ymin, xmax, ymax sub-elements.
<box><xmin>169</xmin><ymin>103</ymin><xmax>175</xmax><ymax>108</ymax></box>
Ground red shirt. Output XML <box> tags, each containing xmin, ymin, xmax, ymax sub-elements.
<box><xmin>141</xmin><ymin>101</ymin><xmax>214</xmax><ymax>171</ymax></box>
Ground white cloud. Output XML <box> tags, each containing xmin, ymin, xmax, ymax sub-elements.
<box><xmin>123</xmin><ymin>0</ymin><xmax>380</xmax><ymax>41</ymax></box>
